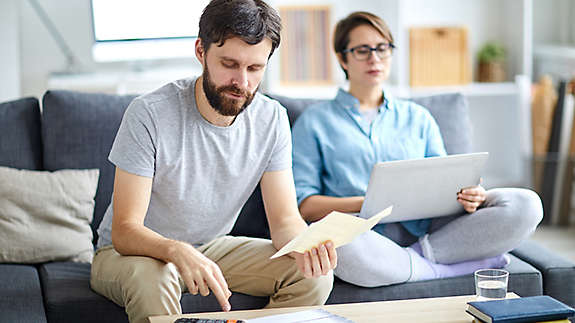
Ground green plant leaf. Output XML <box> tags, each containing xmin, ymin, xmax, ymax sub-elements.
<box><xmin>478</xmin><ymin>42</ymin><xmax>506</xmax><ymax>62</ymax></box>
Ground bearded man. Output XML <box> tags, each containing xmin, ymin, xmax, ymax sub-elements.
<box><xmin>90</xmin><ymin>1</ymin><xmax>336</xmax><ymax>322</ymax></box>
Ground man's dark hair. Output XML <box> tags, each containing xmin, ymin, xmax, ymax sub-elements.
<box><xmin>199</xmin><ymin>0</ymin><xmax>281</xmax><ymax>57</ymax></box>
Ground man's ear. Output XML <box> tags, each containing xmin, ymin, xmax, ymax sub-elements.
<box><xmin>195</xmin><ymin>38</ymin><xmax>205</xmax><ymax>66</ymax></box>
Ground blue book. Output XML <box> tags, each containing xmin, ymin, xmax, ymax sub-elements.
<box><xmin>466</xmin><ymin>296</ymin><xmax>575</xmax><ymax>323</ymax></box>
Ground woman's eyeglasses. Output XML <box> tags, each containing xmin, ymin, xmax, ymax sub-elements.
<box><xmin>341</xmin><ymin>43</ymin><xmax>395</xmax><ymax>61</ymax></box>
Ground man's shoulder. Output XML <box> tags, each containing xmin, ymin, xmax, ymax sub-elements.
<box><xmin>133</xmin><ymin>77</ymin><xmax>196</xmax><ymax>111</ymax></box>
<box><xmin>253</xmin><ymin>92</ymin><xmax>284</xmax><ymax>110</ymax></box>
<box><xmin>248</xmin><ymin>92</ymin><xmax>287</xmax><ymax>120</ymax></box>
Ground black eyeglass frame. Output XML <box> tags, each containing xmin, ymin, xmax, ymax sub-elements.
<box><xmin>341</xmin><ymin>43</ymin><xmax>396</xmax><ymax>60</ymax></box>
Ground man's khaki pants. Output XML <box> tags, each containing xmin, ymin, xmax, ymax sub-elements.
<box><xmin>90</xmin><ymin>236</ymin><xmax>334</xmax><ymax>323</ymax></box>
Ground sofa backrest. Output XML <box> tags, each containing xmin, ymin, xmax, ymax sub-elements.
<box><xmin>41</xmin><ymin>91</ymin><xmax>137</xmax><ymax>244</ymax></box>
<box><xmin>409</xmin><ymin>93</ymin><xmax>472</xmax><ymax>155</ymax></box>
<box><xmin>230</xmin><ymin>92</ymin><xmax>473</xmax><ymax>238</ymax></box>
<box><xmin>0</xmin><ymin>97</ymin><xmax>43</xmax><ymax>170</ymax></box>
<box><xmin>37</xmin><ymin>90</ymin><xmax>472</xmax><ymax>244</ymax></box>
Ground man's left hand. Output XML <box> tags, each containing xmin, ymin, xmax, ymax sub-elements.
<box><xmin>291</xmin><ymin>241</ymin><xmax>337</xmax><ymax>278</ymax></box>
<box><xmin>457</xmin><ymin>185</ymin><xmax>486</xmax><ymax>213</ymax></box>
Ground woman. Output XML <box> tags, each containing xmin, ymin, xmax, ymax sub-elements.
<box><xmin>291</xmin><ymin>11</ymin><xmax>543</xmax><ymax>287</ymax></box>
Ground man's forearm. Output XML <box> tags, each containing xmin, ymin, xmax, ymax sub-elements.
<box><xmin>112</xmin><ymin>222</ymin><xmax>180</xmax><ymax>264</ymax></box>
<box><xmin>269</xmin><ymin>216</ymin><xmax>308</xmax><ymax>251</ymax></box>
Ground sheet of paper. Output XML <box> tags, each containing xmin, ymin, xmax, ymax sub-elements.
<box><xmin>270</xmin><ymin>206</ymin><xmax>392</xmax><ymax>259</ymax></box>
<box><xmin>248</xmin><ymin>308</ymin><xmax>354</xmax><ymax>323</ymax></box>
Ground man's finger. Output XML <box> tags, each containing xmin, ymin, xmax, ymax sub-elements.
<box><xmin>310</xmin><ymin>248</ymin><xmax>321</xmax><ymax>277</ymax></box>
<box><xmin>325</xmin><ymin>241</ymin><xmax>337</xmax><ymax>269</ymax></box>
<box><xmin>197</xmin><ymin>277</ymin><xmax>210</xmax><ymax>296</ymax></box>
<box><xmin>182</xmin><ymin>274</ymin><xmax>198</xmax><ymax>295</ymax></box>
<box><xmin>303</xmin><ymin>251</ymin><xmax>312</xmax><ymax>278</ymax></box>
<box><xmin>212</xmin><ymin>266</ymin><xmax>231</xmax><ymax>298</ymax></box>
<box><xmin>318</xmin><ymin>243</ymin><xmax>331</xmax><ymax>275</ymax></box>
<box><xmin>204</xmin><ymin>273</ymin><xmax>231</xmax><ymax>312</ymax></box>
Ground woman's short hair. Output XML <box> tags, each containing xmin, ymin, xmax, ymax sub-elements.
<box><xmin>199</xmin><ymin>0</ymin><xmax>281</xmax><ymax>58</ymax></box>
<box><xmin>333</xmin><ymin>11</ymin><xmax>394</xmax><ymax>78</ymax></box>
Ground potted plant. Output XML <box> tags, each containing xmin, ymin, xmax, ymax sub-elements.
<box><xmin>477</xmin><ymin>42</ymin><xmax>506</xmax><ymax>82</ymax></box>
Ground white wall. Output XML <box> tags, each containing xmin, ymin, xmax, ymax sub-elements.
<box><xmin>533</xmin><ymin>0</ymin><xmax>575</xmax><ymax>46</ymax></box>
<box><xmin>0</xmin><ymin>0</ymin><xmax>21</xmax><ymax>101</ymax></box>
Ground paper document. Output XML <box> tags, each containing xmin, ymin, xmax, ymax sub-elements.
<box><xmin>270</xmin><ymin>206</ymin><xmax>392</xmax><ymax>259</ymax></box>
<box><xmin>248</xmin><ymin>309</ymin><xmax>355</xmax><ymax>323</ymax></box>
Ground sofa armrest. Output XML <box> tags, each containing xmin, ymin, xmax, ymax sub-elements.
<box><xmin>511</xmin><ymin>239</ymin><xmax>575</xmax><ymax>307</ymax></box>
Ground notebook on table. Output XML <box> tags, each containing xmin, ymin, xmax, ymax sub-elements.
<box><xmin>466</xmin><ymin>295</ymin><xmax>575</xmax><ymax>323</ymax></box>
<box><xmin>359</xmin><ymin>152</ymin><xmax>489</xmax><ymax>223</ymax></box>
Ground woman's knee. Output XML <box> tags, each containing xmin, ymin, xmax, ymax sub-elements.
<box><xmin>334</xmin><ymin>242</ymin><xmax>410</xmax><ymax>287</ymax></box>
<box><xmin>489</xmin><ymin>188</ymin><xmax>543</xmax><ymax>235</ymax></box>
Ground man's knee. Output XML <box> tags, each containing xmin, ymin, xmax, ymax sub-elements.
<box><xmin>268</xmin><ymin>259</ymin><xmax>334</xmax><ymax>308</ymax></box>
<box><xmin>120</xmin><ymin>258</ymin><xmax>182</xmax><ymax>306</ymax></box>
<box><xmin>91</xmin><ymin>252</ymin><xmax>182</xmax><ymax>322</ymax></box>
<box><xmin>304</xmin><ymin>271</ymin><xmax>334</xmax><ymax>305</ymax></box>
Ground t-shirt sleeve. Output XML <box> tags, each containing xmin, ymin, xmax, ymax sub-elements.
<box><xmin>108</xmin><ymin>98</ymin><xmax>158</xmax><ymax>177</ymax></box>
<box><xmin>292</xmin><ymin>110</ymin><xmax>323</xmax><ymax>206</ymax></box>
<box><xmin>265</xmin><ymin>107</ymin><xmax>292</xmax><ymax>172</ymax></box>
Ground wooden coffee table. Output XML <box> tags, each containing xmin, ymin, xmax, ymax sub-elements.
<box><xmin>149</xmin><ymin>293</ymin><xmax>518</xmax><ymax>322</ymax></box>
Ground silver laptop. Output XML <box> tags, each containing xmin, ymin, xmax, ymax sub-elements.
<box><xmin>359</xmin><ymin>152</ymin><xmax>489</xmax><ymax>223</ymax></box>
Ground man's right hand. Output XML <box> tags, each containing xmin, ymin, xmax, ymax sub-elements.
<box><xmin>168</xmin><ymin>241</ymin><xmax>232</xmax><ymax>311</ymax></box>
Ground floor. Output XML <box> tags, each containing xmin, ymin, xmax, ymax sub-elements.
<box><xmin>530</xmin><ymin>224</ymin><xmax>575</xmax><ymax>262</ymax></box>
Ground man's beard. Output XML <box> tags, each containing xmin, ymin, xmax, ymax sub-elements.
<box><xmin>202</xmin><ymin>66</ymin><xmax>257</xmax><ymax>117</ymax></box>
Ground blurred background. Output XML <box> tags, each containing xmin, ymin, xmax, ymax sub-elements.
<box><xmin>1</xmin><ymin>0</ymin><xmax>575</xmax><ymax>232</ymax></box>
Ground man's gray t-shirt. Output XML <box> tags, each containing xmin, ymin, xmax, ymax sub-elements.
<box><xmin>97</xmin><ymin>77</ymin><xmax>291</xmax><ymax>248</ymax></box>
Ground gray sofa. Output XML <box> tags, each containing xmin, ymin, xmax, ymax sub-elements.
<box><xmin>0</xmin><ymin>89</ymin><xmax>574</xmax><ymax>323</ymax></box>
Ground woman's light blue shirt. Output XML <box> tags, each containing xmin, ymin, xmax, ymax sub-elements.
<box><xmin>292</xmin><ymin>89</ymin><xmax>447</xmax><ymax>237</ymax></box>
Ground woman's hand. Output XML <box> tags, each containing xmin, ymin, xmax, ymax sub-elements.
<box><xmin>457</xmin><ymin>185</ymin><xmax>486</xmax><ymax>213</ymax></box>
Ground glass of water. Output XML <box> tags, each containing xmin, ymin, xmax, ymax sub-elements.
<box><xmin>474</xmin><ymin>269</ymin><xmax>509</xmax><ymax>301</ymax></box>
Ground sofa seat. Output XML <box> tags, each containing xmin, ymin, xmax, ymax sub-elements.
<box><xmin>36</xmin><ymin>254</ymin><xmax>541</xmax><ymax>323</ymax></box>
<box><xmin>0</xmin><ymin>264</ymin><xmax>47</xmax><ymax>323</ymax></box>
<box><xmin>38</xmin><ymin>262</ymin><xmax>268</xmax><ymax>323</ymax></box>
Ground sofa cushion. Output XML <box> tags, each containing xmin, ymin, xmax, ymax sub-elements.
<box><xmin>38</xmin><ymin>262</ymin><xmax>267</xmax><ymax>323</ymax></box>
<box><xmin>265</xmin><ymin>94</ymin><xmax>325</xmax><ymax>127</ymax></box>
<box><xmin>0</xmin><ymin>264</ymin><xmax>47</xmax><ymax>323</ymax></box>
<box><xmin>0</xmin><ymin>97</ymin><xmax>43</xmax><ymax>170</ymax></box>
<box><xmin>0</xmin><ymin>167</ymin><xmax>99</xmax><ymax>264</ymax></box>
<box><xmin>326</xmin><ymin>254</ymin><xmax>542</xmax><ymax>304</ymax></box>
<box><xmin>42</xmin><ymin>90</ymin><xmax>137</xmax><ymax>245</ymax></box>
<box><xmin>410</xmin><ymin>93</ymin><xmax>472</xmax><ymax>155</ymax></box>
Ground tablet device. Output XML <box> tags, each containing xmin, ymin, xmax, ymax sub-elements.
<box><xmin>359</xmin><ymin>152</ymin><xmax>489</xmax><ymax>223</ymax></box>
